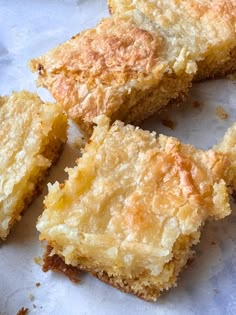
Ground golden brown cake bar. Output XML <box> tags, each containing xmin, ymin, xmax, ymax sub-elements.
<box><xmin>37</xmin><ymin>115</ymin><xmax>235</xmax><ymax>301</ymax></box>
<box><xmin>108</xmin><ymin>0</ymin><xmax>236</xmax><ymax>81</ymax></box>
<box><xmin>0</xmin><ymin>91</ymin><xmax>67</xmax><ymax>240</ymax></box>
<box><xmin>30</xmin><ymin>2</ymin><xmax>236</xmax><ymax>135</ymax></box>
<box><xmin>30</xmin><ymin>10</ymin><xmax>196</xmax><ymax>135</ymax></box>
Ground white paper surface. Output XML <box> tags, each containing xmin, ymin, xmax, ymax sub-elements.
<box><xmin>0</xmin><ymin>1</ymin><xmax>236</xmax><ymax>314</ymax></box>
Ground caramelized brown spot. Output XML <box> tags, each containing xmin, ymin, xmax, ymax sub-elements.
<box><xmin>37</xmin><ymin>63</ymin><xmax>45</xmax><ymax>76</ymax></box>
<box><xmin>71</xmin><ymin>34</ymin><xmax>79</xmax><ymax>40</ymax></box>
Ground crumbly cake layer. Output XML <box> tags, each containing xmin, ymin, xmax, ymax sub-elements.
<box><xmin>0</xmin><ymin>91</ymin><xmax>67</xmax><ymax>240</ymax></box>
<box><xmin>214</xmin><ymin>123</ymin><xmax>236</xmax><ymax>190</ymax></box>
<box><xmin>37</xmin><ymin>115</ymin><xmax>232</xmax><ymax>301</ymax></box>
<box><xmin>43</xmin><ymin>233</ymin><xmax>198</xmax><ymax>301</ymax></box>
<box><xmin>30</xmin><ymin>10</ymin><xmax>196</xmax><ymax>135</ymax></box>
<box><xmin>43</xmin><ymin>246</ymin><xmax>80</xmax><ymax>284</ymax></box>
<box><xmin>108</xmin><ymin>0</ymin><xmax>236</xmax><ymax>81</ymax></box>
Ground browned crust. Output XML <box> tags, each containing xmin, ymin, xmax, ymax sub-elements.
<box><xmin>108</xmin><ymin>5</ymin><xmax>113</xmax><ymax>14</ymax></box>
<box><xmin>85</xmin><ymin>267</ymin><xmax>152</xmax><ymax>301</ymax></box>
<box><xmin>16</xmin><ymin>307</ymin><xmax>29</xmax><ymax>315</ymax></box>
<box><xmin>42</xmin><ymin>239</ymin><xmax>196</xmax><ymax>302</ymax></box>
<box><xmin>43</xmin><ymin>246</ymin><xmax>80</xmax><ymax>283</ymax></box>
<box><xmin>43</xmin><ymin>245</ymin><xmax>151</xmax><ymax>300</ymax></box>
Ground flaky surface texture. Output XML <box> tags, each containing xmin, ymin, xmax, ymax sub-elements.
<box><xmin>214</xmin><ymin>123</ymin><xmax>236</xmax><ymax>190</ymax></box>
<box><xmin>30</xmin><ymin>10</ymin><xmax>196</xmax><ymax>135</ymax></box>
<box><xmin>0</xmin><ymin>91</ymin><xmax>67</xmax><ymax>240</ymax></box>
<box><xmin>108</xmin><ymin>0</ymin><xmax>236</xmax><ymax>80</ymax></box>
<box><xmin>37</xmin><ymin>115</ymin><xmax>232</xmax><ymax>301</ymax></box>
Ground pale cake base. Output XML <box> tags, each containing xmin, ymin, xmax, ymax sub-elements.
<box><xmin>43</xmin><ymin>233</ymin><xmax>198</xmax><ymax>301</ymax></box>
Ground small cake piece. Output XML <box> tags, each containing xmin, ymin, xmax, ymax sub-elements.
<box><xmin>37</xmin><ymin>115</ymin><xmax>233</xmax><ymax>301</ymax></box>
<box><xmin>108</xmin><ymin>0</ymin><xmax>236</xmax><ymax>80</ymax></box>
<box><xmin>0</xmin><ymin>91</ymin><xmax>67</xmax><ymax>240</ymax></box>
<box><xmin>30</xmin><ymin>10</ymin><xmax>196</xmax><ymax>135</ymax></box>
<box><xmin>216</xmin><ymin>106</ymin><xmax>229</xmax><ymax>120</ymax></box>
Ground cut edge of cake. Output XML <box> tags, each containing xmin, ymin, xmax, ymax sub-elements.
<box><xmin>0</xmin><ymin>91</ymin><xmax>68</xmax><ymax>240</ymax></box>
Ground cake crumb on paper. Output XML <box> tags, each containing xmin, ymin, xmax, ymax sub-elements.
<box><xmin>161</xmin><ymin>118</ymin><xmax>177</xmax><ymax>130</ymax></box>
<box><xmin>16</xmin><ymin>307</ymin><xmax>29</xmax><ymax>315</ymax></box>
<box><xmin>35</xmin><ymin>282</ymin><xmax>41</xmax><ymax>287</ymax></box>
<box><xmin>193</xmin><ymin>100</ymin><xmax>201</xmax><ymax>108</ymax></box>
<box><xmin>216</xmin><ymin>106</ymin><xmax>228</xmax><ymax>120</ymax></box>
<box><xmin>34</xmin><ymin>256</ymin><xmax>43</xmax><ymax>266</ymax></box>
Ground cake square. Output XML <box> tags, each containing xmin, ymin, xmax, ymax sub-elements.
<box><xmin>37</xmin><ymin>115</ymin><xmax>233</xmax><ymax>300</ymax></box>
<box><xmin>30</xmin><ymin>10</ymin><xmax>196</xmax><ymax>135</ymax></box>
<box><xmin>30</xmin><ymin>1</ymin><xmax>236</xmax><ymax>135</ymax></box>
<box><xmin>0</xmin><ymin>91</ymin><xmax>67</xmax><ymax>240</ymax></box>
<box><xmin>108</xmin><ymin>0</ymin><xmax>236</xmax><ymax>81</ymax></box>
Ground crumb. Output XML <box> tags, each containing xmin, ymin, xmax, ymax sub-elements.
<box><xmin>193</xmin><ymin>101</ymin><xmax>201</xmax><ymax>108</ymax></box>
<box><xmin>160</xmin><ymin>118</ymin><xmax>177</xmax><ymax>130</ymax></box>
<box><xmin>16</xmin><ymin>307</ymin><xmax>29</xmax><ymax>315</ymax></box>
<box><xmin>29</xmin><ymin>293</ymin><xmax>34</xmax><ymax>301</ymax></box>
<box><xmin>211</xmin><ymin>241</ymin><xmax>216</xmax><ymax>245</ymax></box>
<box><xmin>216</xmin><ymin>106</ymin><xmax>228</xmax><ymax>120</ymax></box>
<box><xmin>35</xmin><ymin>282</ymin><xmax>41</xmax><ymax>287</ymax></box>
<box><xmin>34</xmin><ymin>256</ymin><xmax>43</xmax><ymax>266</ymax></box>
<box><xmin>71</xmin><ymin>137</ymin><xmax>85</xmax><ymax>150</ymax></box>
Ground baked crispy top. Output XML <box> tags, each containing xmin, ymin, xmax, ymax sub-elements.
<box><xmin>109</xmin><ymin>0</ymin><xmax>236</xmax><ymax>22</ymax></box>
<box><xmin>109</xmin><ymin>0</ymin><xmax>236</xmax><ymax>46</ymax></box>
<box><xmin>30</xmin><ymin>12</ymin><xmax>169</xmax><ymax>86</ymax></box>
<box><xmin>30</xmin><ymin>10</ymin><xmax>198</xmax><ymax>130</ymax></box>
<box><xmin>37</xmin><ymin>116</ymin><xmax>231</xmax><ymax>276</ymax></box>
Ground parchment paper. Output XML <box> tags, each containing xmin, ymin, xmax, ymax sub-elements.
<box><xmin>0</xmin><ymin>1</ymin><xmax>236</xmax><ymax>314</ymax></box>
